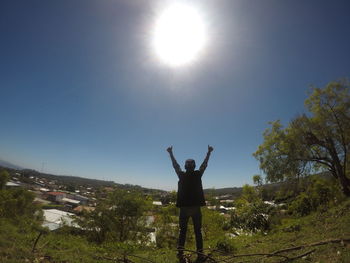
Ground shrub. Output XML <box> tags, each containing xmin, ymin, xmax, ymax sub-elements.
<box><xmin>288</xmin><ymin>177</ymin><xmax>343</xmax><ymax>217</ymax></box>
<box><xmin>288</xmin><ymin>192</ymin><xmax>312</xmax><ymax>216</ymax></box>
<box><xmin>231</xmin><ymin>201</ymin><xmax>272</xmax><ymax>233</ymax></box>
<box><xmin>215</xmin><ymin>236</ymin><xmax>236</xmax><ymax>254</ymax></box>
<box><xmin>75</xmin><ymin>189</ymin><xmax>151</xmax><ymax>244</ymax></box>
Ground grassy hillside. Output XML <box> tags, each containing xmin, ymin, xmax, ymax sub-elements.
<box><xmin>224</xmin><ymin>200</ymin><xmax>350</xmax><ymax>262</ymax></box>
<box><xmin>1</xmin><ymin>200</ymin><xmax>349</xmax><ymax>263</ymax></box>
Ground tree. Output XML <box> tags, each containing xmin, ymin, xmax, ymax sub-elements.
<box><xmin>154</xmin><ymin>204</ymin><xmax>178</xmax><ymax>248</ymax></box>
<box><xmin>231</xmin><ymin>185</ymin><xmax>271</xmax><ymax>232</ymax></box>
<box><xmin>0</xmin><ymin>170</ymin><xmax>40</xmax><ymax>221</ymax></box>
<box><xmin>253</xmin><ymin>174</ymin><xmax>268</xmax><ymax>199</ymax></box>
<box><xmin>253</xmin><ymin>175</ymin><xmax>262</xmax><ymax>187</ymax></box>
<box><xmin>76</xmin><ymin>190</ymin><xmax>150</xmax><ymax>243</ymax></box>
<box><xmin>0</xmin><ymin>170</ymin><xmax>10</xmax><ymax>189</ymax></box>
<box><xmin>254</xmin><ymin>80</ymin><xmax>350</xmax><ymax>196</ymax></box>
<box><xmin>240</xmin><ymin>184</ymin><xmax>260</xmax><ymax>203</ymax></box>
<box><xmin>66</xmin><ymin>184</ymin><xmax>76</xmax><ymax>192</ymax></box>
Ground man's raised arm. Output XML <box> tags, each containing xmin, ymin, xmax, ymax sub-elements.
<box><xmin>199</xmin><ymin>145</ymin><xmax>214</xmax><ymax>174</ymax></box>
<box><xmin>167</xmin><ymin>146</ymin><xmax>182</xmax><ymax>176</ymax></box>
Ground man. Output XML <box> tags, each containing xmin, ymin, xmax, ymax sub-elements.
<box><xmin>167</xmin><ymin>145</ymin><xmax>214</xmax><ymax>263</ymax></box>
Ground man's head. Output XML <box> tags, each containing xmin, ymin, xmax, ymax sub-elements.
<box><xmin>184</xmin><ymin>159</ymin><xmax>196</xmax><ymax>172</ymax></box>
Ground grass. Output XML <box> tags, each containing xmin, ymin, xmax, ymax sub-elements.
<box><xmin>0</xmin><ymin>200</ymin><xmax>349</xmax><ymax>263</ymax></box>
<box><xmin>214</xmin><ymin>200</ymin><xmax>350</xmax><ymax>263</ymax></box>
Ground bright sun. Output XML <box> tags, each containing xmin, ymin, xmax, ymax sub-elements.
<box><xmin>152</xmin><ymin>3</ymin><xmax>207</xmax><ymax>67</ymax></box>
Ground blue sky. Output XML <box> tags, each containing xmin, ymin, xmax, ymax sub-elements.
<box><xmin>1</xmin><ymin>0</ymin><xmax>349</xmax><ymax>190</ymax></box>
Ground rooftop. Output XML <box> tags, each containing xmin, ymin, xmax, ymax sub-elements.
<box><xmin>47</xmin><ymin>192</ymin><xmax>66</xmax><ymax>196</ymax></box>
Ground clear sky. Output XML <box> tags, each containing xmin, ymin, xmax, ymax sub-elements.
<box><xmin>1</xmin><ymin>0</ymin><xmax>349</xmax><ymax>190</ymax></box>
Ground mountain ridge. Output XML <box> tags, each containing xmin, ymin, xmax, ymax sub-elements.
<box><xmin>0</xmin><ymin>159</ymin><xmax>23</xmax><ymax>170</ymax></box>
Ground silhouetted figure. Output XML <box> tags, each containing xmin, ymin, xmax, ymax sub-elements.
<box><xmin>167</xmin><ymin>145</ymin><xmax>213</xmax><ymax>263</ymax></box>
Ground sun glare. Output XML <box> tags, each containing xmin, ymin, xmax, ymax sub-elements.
<box><xmin>152</xmin><ymin>3</ymin><xmax>207</xmax><ymax>67</ymax></box>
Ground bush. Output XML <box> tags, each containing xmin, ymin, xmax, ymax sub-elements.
<box><xmin>75</xmin><ymin>189</ymin><xmax>151</xmax><ymax>243</ymax></box>
<box><xmin>231</xmin><ymin>201</ymin><xmax>272</xmax><ymax>233</ymax></box>
<box><xmin>288</xmin><ymin>192</ymin><xmax>312</xmax><ymax>216</ymax></box>
<box><xmin>202</xmin><ymin>208</ymin><xmax>226</xmax><ymax>240</ymax></box>
<box><xmin>153</xmin><ymin>205</ymin><xmax>178</xmax><ymax>248</ymax></box>
<box><xmin>0</xmin><ymin>187</ymin><xmax>41</xmax><ymax>222</ymax></box>
<box><xmin>288</xmin><ymin>177</ymin><xmax>343</xmax><ymax>217</ymax></box>
<box><xmin>215</xmin><ymin>236</ymin><xmax>236</xmax><ymax>254</ymax></box>
<box><xmin>308</xmin><ymin>177</ymin><xmax>337</xmax><ymax>209</ymax></box>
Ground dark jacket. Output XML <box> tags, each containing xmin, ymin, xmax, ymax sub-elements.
<box><xmin>176</xmin><ymin>170</ymin><xmax>205</xmax><ymax>207</ymax></box>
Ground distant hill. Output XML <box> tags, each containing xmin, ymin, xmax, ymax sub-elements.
<box><xmin>1</xmin><ymin>158</ymin><xmax>332</xmax><ymax>198</ymax></box>
<box><xmin>204</xmin><ymin>171</ymin><xmax>334</xmax><ymax>199</ymax></box>
<box><xmin>203</xmin><ymin>183</ymin><xmax>291</xmax><ymax>200</ymax></box>
<box><xmin>204</xmin><ymin>187</ymin><xmax>243</xmax><ymax>198</ymax></box>
<box><xmin>0</xmin><ymin>165</ymin><xmax>166</xmax><ymax>194</ymax></box>
<box><xmin>0</xmin><ymin>159</ymin><xmax>23</xmax><ymax>170</ymax></box>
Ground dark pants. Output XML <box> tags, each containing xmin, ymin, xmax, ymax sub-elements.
<box><xmin>177</xmin><ymin>206</ymin><xmax>203</xmax><ymax>255</ymax></box>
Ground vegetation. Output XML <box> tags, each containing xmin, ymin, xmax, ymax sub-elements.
<box><xmin>2</xmin><ymin>160</ymin><xmax>350</xmax><ymax>263</ymax></box>
<box><xmin>230</xmin><ymin>185</ymin><xmax>271</xmax><ymax>233</ymax></box>
<box><xmin>254</xmin><ymin>80</ymin><xmax>350</xmax><ymax>196</ymax></box>
<box><xmin>0</xmin><ymin>169</ymin><xmax>42</xmax><ymax>222</ymax></box>
<box><xmin>0</xmin><ymin>180</ymin><xmax>349</xmax><ymax>262</ymax></box>
<box><xmin>75</xmin><ymin>190</ymin><xmax>151</xmax><ymax>243</ymax></box>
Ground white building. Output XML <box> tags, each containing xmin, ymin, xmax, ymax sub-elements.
<box><xmin>42</xmin><ymin>209</ymin><xmax>77</xmax><ymax>231</ymax></box>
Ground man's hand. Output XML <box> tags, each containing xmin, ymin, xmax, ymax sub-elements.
<box><xmin>167</xmin><ymin>146</ymin><xmax>181</xmax><ymax>175</ymax></box>
<box><xmin>200</xmin><ymin>145</ymin><xmax>213</xmax><ymax>174</ymax></box>
<box><xmin>167</xmin><ymin>146</ymin><xmax>173</xmax><ymax>153</ymax></box>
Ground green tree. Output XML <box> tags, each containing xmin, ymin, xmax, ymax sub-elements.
<box><xmin>240</xmin><ymin>184</ymin><xmax>260</xmax><ymax>203</ymax></box>
<box><xmin>76</xmin><ymin>190</ymin><xmax>150</xmax><ymax>243</ymax></box>
<box><xmin>253</xmin><ymin>175</ymin><xmax>262</xmax><ymax>187</ymax></box>
<box><xmin>288</xmin><ymin>192</ymin><xmax>312</xmax><ymax>216</ymax></box>
<box><xmin>205</xmin><ymin>188</ymin><xmax>220</xmax><ymax>206</ymax></box>
<box><xmin>280</xmin><ymin>175</ymin><xmax>341</xmax><ymax>217</ymax></box>
<box><xmin>0</xmin><ymin>170</ymin><xmax>10</xmax><ymax>189</ymax></box>
<box><xmin>254</xmin><ymin>80</ymin><xmax>350</xmax><ymax>196</ymax></box>
<box><xmin>253</xmin><ymin>174</ymin><xmax>267</xmax><ymax>199</ymax></box>
<box><xmin>231</xmin><ymin>186</ymin><xmax>272</xmax><ymax>232</ymax></box>
<box><xmin>66</xmin><ymin>184</ymin><xmax>76</xmax><ymax>192</ymax></box>
<box><xmin>154</xmin><ymin>204</ymin><xmax>178</xmax><ymax>248</ymax></box>
<box><xmin>0</xmin><ymin>187</ymin><xmax>41</xmax><ymax>222</ymax></box>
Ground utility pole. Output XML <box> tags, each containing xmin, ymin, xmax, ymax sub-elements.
<box><xmin>41</xmin><ymin>162</ymin><xmax>46</xmax><ymax>173</ymax></box>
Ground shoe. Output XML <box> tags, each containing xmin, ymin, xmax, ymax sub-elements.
<box><xmin>194</xmin><ymin>255</ymin><xmax>206</xmax><ymax>263</ymax></box>
<box><xmin>177</xmin><ymin>254</ymin><xmax>187</xmax><ymax>263</ymax></box>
